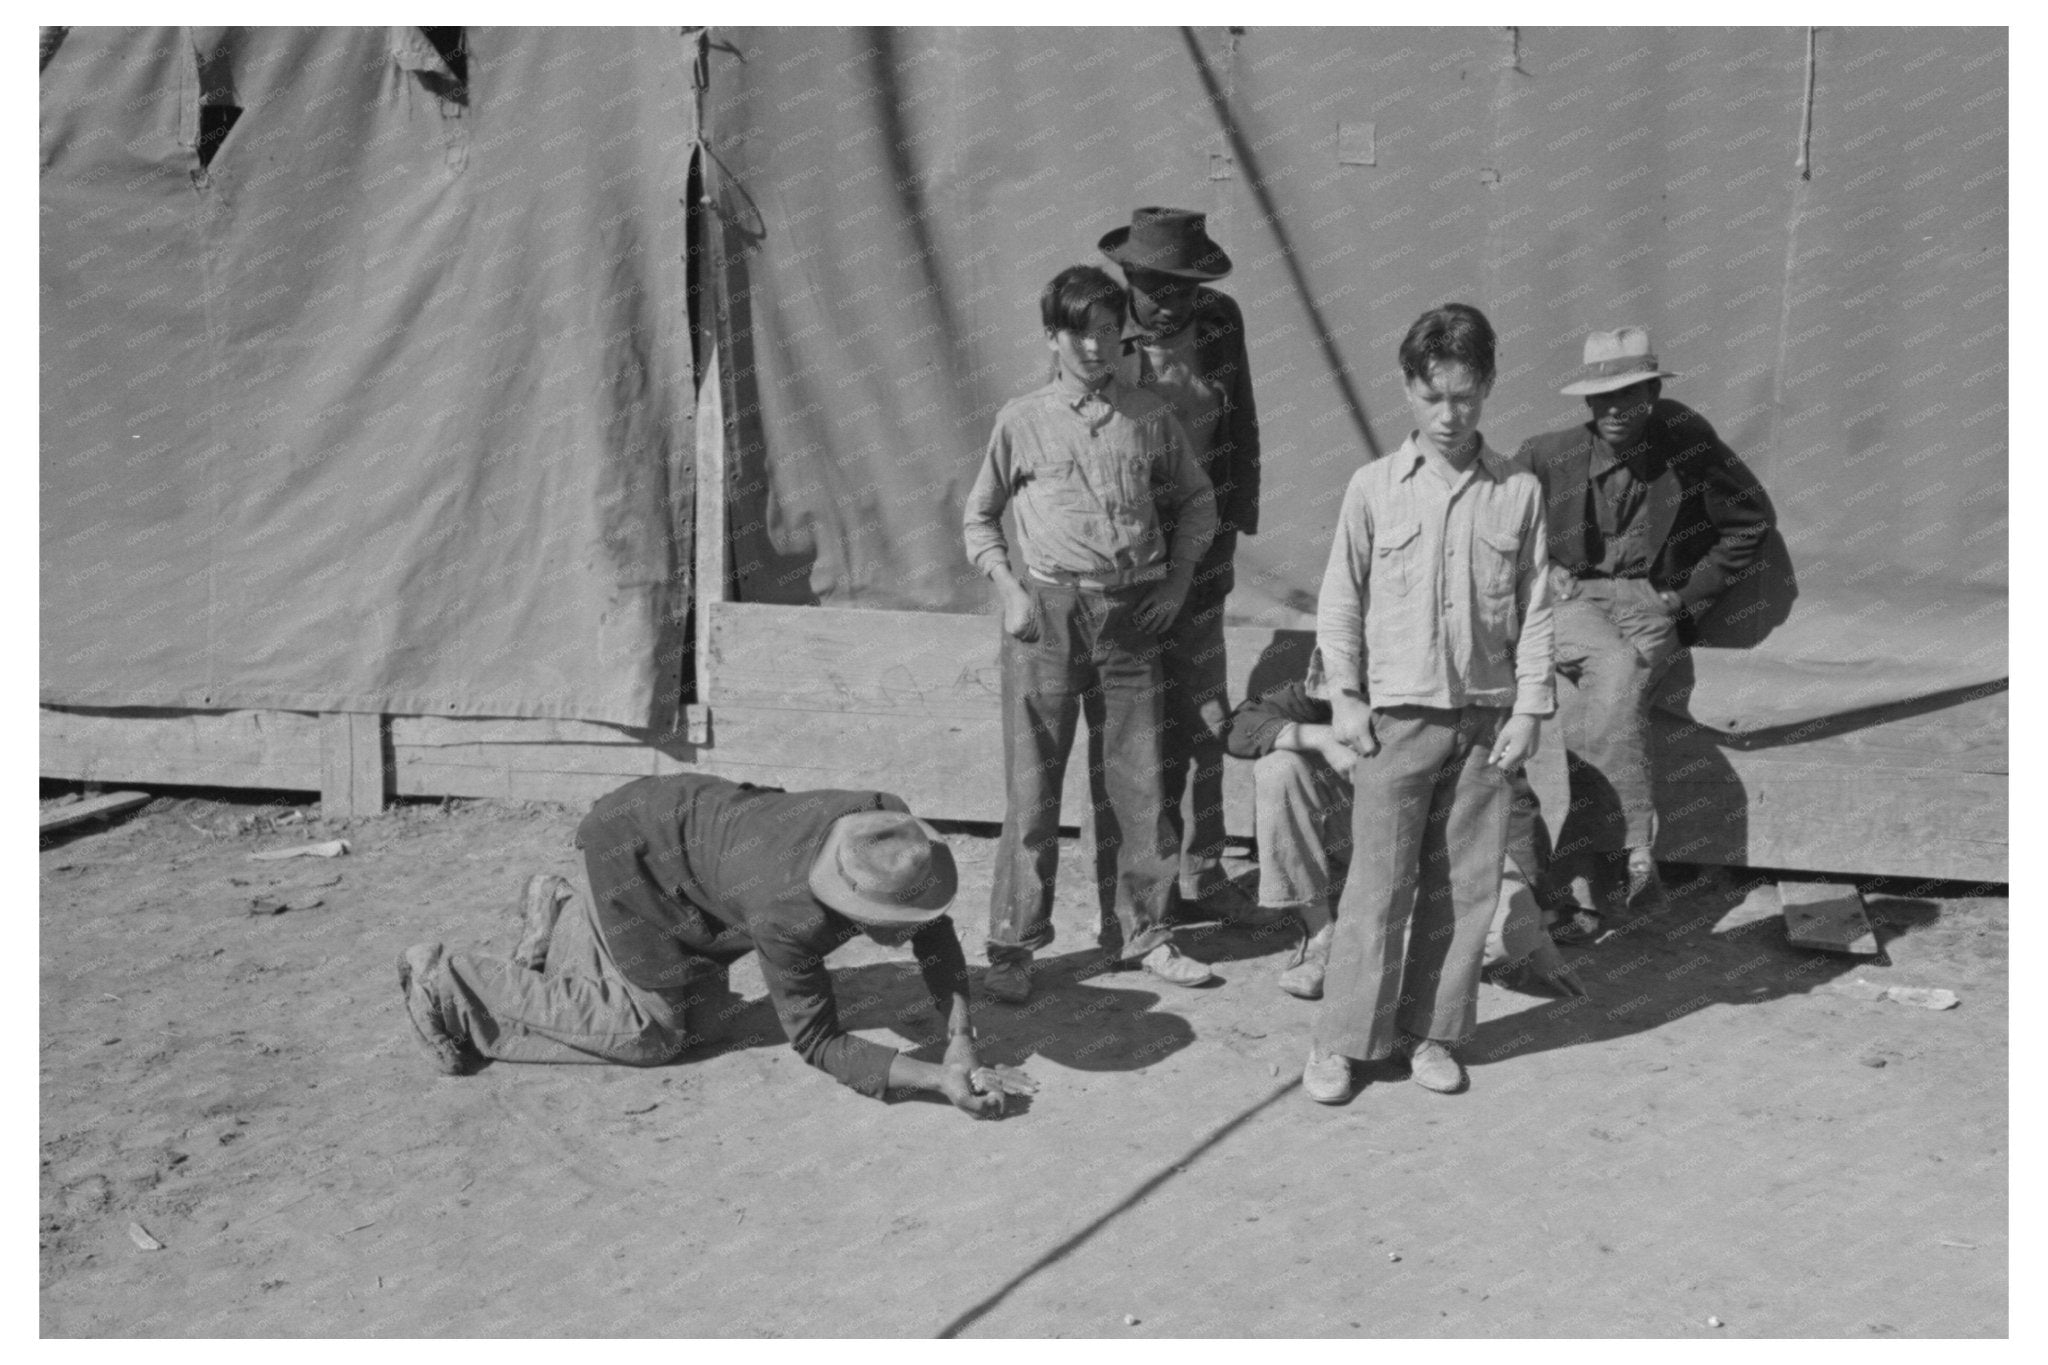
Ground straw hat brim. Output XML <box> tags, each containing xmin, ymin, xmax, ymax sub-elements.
<box><xmin>1560</xmin><ymin>366</ymin><xmax>1678</xmax><ymax>397</ymax></box>
<box><xmin>807</xmin><ymin>816</ymin><xmax>958</xmax><ymax>924</ymax></box>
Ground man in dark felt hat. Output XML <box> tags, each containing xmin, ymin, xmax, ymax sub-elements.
<box><xmin>1094</xmin><ymin>207</ymin><xmax>1269</xmax><ymax>926</ymax></box>
<box><xmin>1515</xmin><ymin>328</ymin><xmax>1772</xmax><ymax>936</ymax></box>
<box><xmin>396</xmin><ymin>773</ymin><xmax>1036</xmax><ymax>1116</ymax></box>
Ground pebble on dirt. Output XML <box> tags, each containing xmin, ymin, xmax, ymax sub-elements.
<box><xmin>1123</xmin><ymin>1314</ymin><xmax>1139</xmax><ymax>1326</ymax></box>
<box><xmin>127</xmin><ymin>1222</ymin><xmax>163</xmax><ymax>1252</ymax></box>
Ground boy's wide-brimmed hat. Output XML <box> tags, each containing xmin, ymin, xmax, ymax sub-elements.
<box><xmin>808</xmin><ymin>810</ymin><xmax>959</xmax><ymax>924</ymax></box>
<box><xmin>1098</xmin><ymin>207</ymin><xmax>1232</xmax><ymax>280</ymax></box>
<box><xmin>1559</xmin><ymin>326</ymin><xmax>1680</xmax><ymax>396</ymax></box>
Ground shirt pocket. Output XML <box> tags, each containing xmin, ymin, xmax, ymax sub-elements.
<box><xmin>1373</xmin><ymin>521</ymin><xmax>1422</xmax><ymax>596</ymax></box>
<box><xmin>1022</xmin><ymin>454</ymin><xmax>1095</xmax><ymax>514</ymax></box>
<box><xmin>1477</xmin><ymin>526</ymin><xmax>1522</xmax><ymax>599</ymax></box>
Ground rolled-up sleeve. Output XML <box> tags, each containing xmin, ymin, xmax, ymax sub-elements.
<box><xmin>1315</xmin><ymin>471</ymin><xmax>1373</xmax><ymax>696</ymax></box>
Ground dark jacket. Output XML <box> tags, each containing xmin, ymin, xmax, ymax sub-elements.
<box><xmin>1128</xmin><ymin>286</ymin><xmax>1260</xmax><ymax>596</ymax></box>
<box><xmin>575</xmin><ymin>774</ymin><xmax>968</xmax><ymax>1097</ymax></box>
<box><xmin>1514</xmin><ymin>398</ymin><xmax>1771</xmax><ymax>625</ymax></box>
<box><xmin>1224</xmin><ymin>679</ymin><xmax>1327</xmax><ymax>761</ymax></box>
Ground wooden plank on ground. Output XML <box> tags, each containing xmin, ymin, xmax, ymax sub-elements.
<box><xmin>1778</xmin><ymin>878</ymin><xmax>1882</xmax><ymax>955</ymax></box>
<box><xmin>40</xmin><ymin>790</ymin><xmax>149</xmax><ymax>834</ymax></box>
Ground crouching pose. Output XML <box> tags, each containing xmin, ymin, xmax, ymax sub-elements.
<box><xmin>396</xmin><ymin>773</ymin><xmax>1036</xmax><ymax>1117</ymax></box>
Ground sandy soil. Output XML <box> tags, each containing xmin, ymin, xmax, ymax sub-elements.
<box><xmin>40</xmin><ymin>790</ymin><xmax>2006</xmax><ymax>1337</ymax></box>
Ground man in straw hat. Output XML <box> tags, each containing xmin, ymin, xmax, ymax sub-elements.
<box><xmin>1516</xmin><ymin>328</ymin><xmax>1771</xmax><ymax>938</ymax></box>
<box><xmin>1093</xmin><ymin>207</ymin><xmax>1268</xmax><ymax>927</ymax></box>
<box><xmin>397</xmin><ymin>774</ymin><xmax>1035</xmax><ymax>1116</ymax></box>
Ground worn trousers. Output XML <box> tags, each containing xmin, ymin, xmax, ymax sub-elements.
<box><xmin>1256</xmin><ymin>744</ymin><xmax>1548</xmax><ymax>945</ymax></box>
<box><xmin>1312</xmin><ymin>705</ymin><xmax>1513</xmax><ymax>1062</ymax></box>
<box><xmin>1083</xmin><ymin>584</ymin><xmax>1232</xmax><ymax>922</ymax></box>
<box><xmin>987</xmin><ymin>581</ymin><xmax>1177</xmax><ymax>965</ymax></box>
<box><xmin>1252</xmin><ymin>749</ymin><xmax>1355</xmax><ymax>933</ymax></box>
<box><xmin>1551</xmin><ymin>577</ymin><xmax>1682</xmax><ymax>856</ymax></box>
<box><xmin>440</xmin><ymin>878</ymin><xmax>724</xmax><ymax>1066</ymax></box>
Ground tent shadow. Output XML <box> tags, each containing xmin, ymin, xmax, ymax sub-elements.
<box><xmin>1462</xmin><ymin>869</ymin><xmax>1943</xmax><ymax>1071</ymax></box>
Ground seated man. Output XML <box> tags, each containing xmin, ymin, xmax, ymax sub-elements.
<box><xmin>1226</xmin><ymin>676</ymin><xmax>1583</xmax><ymax>1000</ymax></box>
<box><xmin>1516</xmin><ymin>328</ymin><xmax>1771</xmax><ymax>935</ymax></box>
<box><xmin>395</xmin><ymin>773</ymin><xmax>1035</xmax><ymax>1117</ymax></box>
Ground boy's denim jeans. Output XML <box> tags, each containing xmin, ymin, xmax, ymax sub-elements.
<box><xmin>987</xmin><ymin>580</ymin><xmax>1176</xmax><ymax>965</ymax></box>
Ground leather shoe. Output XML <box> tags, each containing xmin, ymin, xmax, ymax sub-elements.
<box><xmin>397</xmin><ymin>943</ymin><xmax>468</xmax><ymax>1076</ymax></box>
<box><xmin>1138</xmin><ymin>942</ymin><xmax>1213</xmax><ymax>987</ymax></box>
<box><xmin>1301</xmin><ymin>1044</ymin><xmax>1355</xmax><ymax>1104</ymax></box>
<box><xmin>1403</xmin><ymin>1036</ymin><xmax>1466</xmax><ymax>1094</ymax></box>
<box><xmin>1277</xmin><ymin>922</ymin><xmax>1334</xmax><ymax>999</ymax></box>
<box><xmin>982</xmin><ymin>956</ymin><xmax>1033</xmax><ymax>1005</ymax></box>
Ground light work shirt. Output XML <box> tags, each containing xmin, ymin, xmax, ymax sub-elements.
<box><xmin>1312</xmin><ymin>434</ymin><xmax>1556</xmax><ymax>717</ymax></box>
<box><xmin>963</xmin><ymin>372</ymin><xmax>1216</xmax><ymax>588</ymax></box>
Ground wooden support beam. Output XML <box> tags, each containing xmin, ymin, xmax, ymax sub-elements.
<box><xmin>320</xmin><ymin>713</ymin><xmax>389</xmax><ymax>821</ymax></box>
<box><xmin>40</xmin><ymin>790</ymin><xmax>149</xmax><ymax>834</ymax></box>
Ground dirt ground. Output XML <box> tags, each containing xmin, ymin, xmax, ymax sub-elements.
<box><xmin>40</xmin><ymin>788</ymin><xmax>2007</xmax><ymax>1338</ymax></box>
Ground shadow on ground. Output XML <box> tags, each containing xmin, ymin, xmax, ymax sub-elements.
<box><xmin>1466</xmin><ymin>867</ymin><xmax>1946</xmax><ymax>1070</ymax></box>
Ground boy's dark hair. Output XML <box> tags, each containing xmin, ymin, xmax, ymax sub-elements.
<box><xmin>1040</xmin><ymin>265</ymin><xmax>1126</xmax><ymax>334</ymax></box>
<box><xmin>1398</xmin><ymin>303</ymin><xmax>1497</xmax><ymax>386</ymax></box>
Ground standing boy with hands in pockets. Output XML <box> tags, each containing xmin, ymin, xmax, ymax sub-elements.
<box><xmin>962</xmin><ymin>265</ymin><xmax>1218</xmax><ymax>1005</ymax></box>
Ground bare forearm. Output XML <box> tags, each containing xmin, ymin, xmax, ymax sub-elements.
<box><xmin>887</xmin><ymin>1053</ymin><xmax>951</xmax><ymax>1097</ymax></box>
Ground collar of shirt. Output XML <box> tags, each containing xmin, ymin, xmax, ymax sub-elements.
<box><xmin>1392</xmin><ymin>432</ymin><xmax>1508</xmax><ymax>488</ymax></box>
<box><xmin>1053</xmin><ymin>368</ymin><xmax>1123</xmax><ymax>413</ymax></box>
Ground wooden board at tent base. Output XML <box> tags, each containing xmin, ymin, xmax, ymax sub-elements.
<box><xmin>40</xmin><ymin>605</ymin><xmax>2008</xmax><ymax>884</ymax></box>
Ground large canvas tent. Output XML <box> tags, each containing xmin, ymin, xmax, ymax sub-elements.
<box><xmin>41</xmin><ymin>26</ymin><xmax>2007</xmax><ymax>881</ymax></box>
